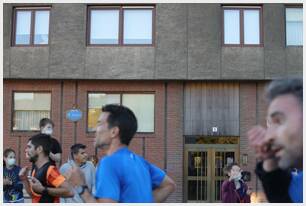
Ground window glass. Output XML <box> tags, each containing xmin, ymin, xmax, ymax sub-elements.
<box><xmin>286</xmin><ymin>8</ymin><xmax>303</xmax><ymax>46</ymax></box>
<box><xmin>123</xmin><ymin>9</ymin><xmax>153</xmax><ymax>44</ymax></box>
<box><xmin>122</xmin><ymin>94</ymin><xmax>154</xmax><ymax>132</ymax></box>
<box><xmin>87</xmin><ymin>93</ymin><xmax>120</xmax><ymax>132</ymax></box>
<box><xmin>15</xmin><ymin>11</ymin><xmax>31</xmax><ymax>44</ymax></box>
<box><xmin>244</xmin><ymin>10</ymin><xmax>260</xmax><ymax>44</ymax></box>
<box><xmin>90</xmin><ymin>10</ymin><xmax>119</xmax><ymax>44</ymax></box>
<box><xmin>13</xmin><ymin>93</ymin><xmax>51</xmax><ymax>131</ymax></box>
<box><xmin>34</xmin><ymin>10</ymin><xmax>50</xmax><ymax>44</ymax></box>
<box><xmin>224</xmin><ymin>10</ymin><xmax>240</xmax><ymax>44</ymax></box>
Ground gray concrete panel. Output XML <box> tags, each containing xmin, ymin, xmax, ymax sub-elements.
<box><xmin>85</xmin><ymin>47</ymin><xmax>155</xmax><ymax>79</ymax></box>
<box><xmin>263</xmin><ymin>4</ymin><xmax>285</xmax><ymax>49</ymax></box>
<box><xmin>10</xmin><ymin>48</ymin><xmax>49</xmax><ymax>78</ymax></box>
<box><xmin>221</xmin><ymin>47</ymin><xmax>264</xmax><ymax>79</ymax></box>
<box><xmin>3</xmin><ymin>4</ymin><xmax>13</xmax><ymax>78</ymax></box>
<box><xmin>49</xmin><ymin>4</ymin><xmax>86</xmax><ymax>78</ymax></box>
<box><xmin>188</xmin><ymin>4</ymin><xmax>221</xmax><ymax>79</ymax></box>
<box><xmin>286</xmin><ymin>47</ymin><xmax>303</xmax><ymax>77</ymax></box>
<box><xmin>155</xmin><ymin>4</ymin><xmax>187</xmax><ymax>79</ymax></box>
<box><xmin>264</xmin><ymin>49</ymin><xmax>286</xmax><ymax>79</ymax></box>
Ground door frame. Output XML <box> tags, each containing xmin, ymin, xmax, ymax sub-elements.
<box><xmin>184</xmin><ymin>143</ymin><xmax>239</xmax><ymax>202</ymax></box>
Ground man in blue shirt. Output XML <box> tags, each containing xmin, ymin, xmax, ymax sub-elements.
<box><xmin>67</xmin><ymin>104</ymin><xmax>176</xmax><ymax>203</ymax></box>
<box><xmin>248</xmin><ymin>78</ymin><xmax>303</xmax><ymax>203</ymax></box>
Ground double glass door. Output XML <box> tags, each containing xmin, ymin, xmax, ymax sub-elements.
<box><xmin>184</xmin><ymin>144</ymin><xmax>238</xmax><ymax>202</ymax></box>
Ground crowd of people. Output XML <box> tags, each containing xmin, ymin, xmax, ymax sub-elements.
<box><xmin>3</xmin><ymin>78</ymin><xmax>303</xmax><ymax>203</ymax></box>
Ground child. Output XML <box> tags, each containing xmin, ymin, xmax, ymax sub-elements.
<box><xmin>3</xmin><ymin>148</ymin><xmax>24</xmax><ymax>203</ymax></box>
<box><xmin>221</xmin><ymin>162</ymin><xmax>251</xmax><ymax>203</ymax></box>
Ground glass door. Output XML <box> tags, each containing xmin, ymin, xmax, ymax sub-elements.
<box><xmin>184</xmin><ymin>143</ymin><xmax>238</xmax><ymax>202</ymax></box>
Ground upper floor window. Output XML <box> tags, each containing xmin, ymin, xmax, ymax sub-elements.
<box><xmin>87</xmin><ymin>93</ymin><xmax>155</xmax><ymax>133</ymax></box>
<box><xmin>286</xmin><ymin>7</ymin><xmax>303</xmax><ymax>46</ymax></box>
<box><xmin>223</xmin><ymin>6</ymin><xmax>263</xmax><ymax>46</ymax></box>
<box><xmin>13</xmin><ymin>7</ymin><xmax>50</xmax><ymax>46</ymax></box>
<box><xmin>13</xmin><ymin>92</ymin><xmax>51</xmax><ymax>131</ymax></box>
<box><xmin>88</xmin><ymin>6</ymin><xmax>154</xmax><ymax>46</ymax></box>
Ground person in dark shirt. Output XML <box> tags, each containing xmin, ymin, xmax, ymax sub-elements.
<box><xmin>3</xmin><ymin>148</ymin><xmax>24</xmax><ymax>203</ymax></box>
<box><xmin>19</xmin><ymin>134</ymin><xmax>74</xmax><ymax>203</ymax></box>
<box><xmin>247</xmin><ymin>78</ymin><xmax>303</xmax><ymax>203</ymax></box>
<box><xmin>39</xmin><ymin>118</ymin><xmax>62</xmax><ymax>166</ymax></box>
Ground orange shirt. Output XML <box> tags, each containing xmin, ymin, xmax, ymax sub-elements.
<box><xmin>31</xmin><ymin>165</ymin><xmax>65</xmax><ymax>203</ymax></box>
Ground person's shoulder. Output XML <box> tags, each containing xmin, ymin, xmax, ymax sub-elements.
<box><xmin>59</xmin><ymin>162</ymin><xmax>72</xmax><ymax>172</ymax></box>
<box><xmin>221</xmin><ymin>179</ymin><xmax>231</xmax><ymax>187</ymax></box>
<box><xmin>85</xmin><ymin>161</ymin><xmax>95</xmax><ymax>169</ymax></box>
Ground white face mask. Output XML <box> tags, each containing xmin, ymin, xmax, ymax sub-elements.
<box><xmin>7</xmin><ymin>158</ymin><xmax>16</xmax><ymax>166</ymax></box>
<box><xmin>42</xmin><ymin>128</ymin><xmax>53</xmax><ymax>135</ymax></box>
<box><xmin>233</xmin><ymin>173</ymin><xmax>242</xmax><ymax>181</ymax></box>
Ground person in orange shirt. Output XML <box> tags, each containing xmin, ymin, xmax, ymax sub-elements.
<box><xmin>19</xmin><ymin>134</ymin><xmax>74</xmax><ymax>203</ymax></box>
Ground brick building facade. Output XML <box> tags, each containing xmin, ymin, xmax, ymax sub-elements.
<box><xmin>3</xmin><ymin>3</ymin><xmax>302</xmax><ymax>202</ymax></box>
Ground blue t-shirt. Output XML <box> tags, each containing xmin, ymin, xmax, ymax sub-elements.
<box><xmin>94</xmin><ymin>147</ymin><xmax>166</xmax><ymax>203</ymax></box>
<box><xmin>289</xmin><ymin>170</ymin><xmax>303</xmax><ymax>203</ymax></box>
<box><xmin>3</xmin><ymin>165</ymin><xmax>24</xmax><ymax>202</ymax></box>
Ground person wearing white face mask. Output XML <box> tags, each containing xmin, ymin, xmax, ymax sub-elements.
<box><xmin>39</xmin><ymin>118</ymin><xmax>62</xmax><ymax>166</ymax></box>
<box><xmin>3</xmin><ymin>148</ymin><xmax>24</xmax><ymax>203</ymax></box>
<box><xmin>221</xmin><ymin>163</ymin><xmax>251</xmax><ymax>203</ymax></box>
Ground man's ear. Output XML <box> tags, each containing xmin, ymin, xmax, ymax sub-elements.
<box><xmin>110</xmin><ymin>126</ymin><xmax>120</xmax><ymax>138</ymax></box>
<box><xmin>36</xmin><ymin>145</ymin><xmax>43</xmax><ymax>154</ymax></box>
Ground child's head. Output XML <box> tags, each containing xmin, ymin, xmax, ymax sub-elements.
<box><xmin>4</xmin><ymin>148</ymin><xmax>16</xmax><ymax>167</ymax></box>
<box><xmin>224</xmin><ymin>162</ymin><xmax>242</xmax><ymax>179</ymax></box>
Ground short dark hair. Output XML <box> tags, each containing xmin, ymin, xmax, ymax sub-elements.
<box><xmin>102</xmin><ymin>104</ymin><xmax>138</xmax><ymax>146</ymax></box>
<box><xmin>266</xmin><ymin>78</ymin><xmax>303</xmax><ymax>106</ymax></box>
<box><xmin>70</xmin><ymin>143</ymin><xmax>86</xmax><ymax>159</ymax></box>
<box><xmin>28</xmin><ymin>134</ymin><xmax>52</xmax><ymax>156</ymax></box>
<box><xmin>39</xmin><ymin>118</ymin><xmax>54</xmax><ymax>128</ymax></box>
<box><xmin>4</xmin><ymin>148</ymin><xmax>15</xmax><ymax>157</ymax></box>
<box><xmin>223</xmin><ymin>162</ymin><xmax>240</xmax><ymax>177</ymax></box>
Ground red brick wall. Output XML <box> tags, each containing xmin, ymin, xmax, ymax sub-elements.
<box><xmin>239</xmin><ymin>81</ymin><xmax>269</xmax><ymax>202</ymax></box>
<box><xmin>165</xmin><ymin>82</ymin><xmax>184</xmax><ymax>202</ymax></box>
<box><xmin>3</xmin><ymin>80</ymin><xmax>270</xmax><ymax>202</ymax></box>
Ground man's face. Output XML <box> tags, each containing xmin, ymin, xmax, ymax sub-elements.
<box><xmin>25</xmin><ymin>141</ymin><xmax>39</xmax><ymax>163</ymax></box>
<box><xmin>266</xmin><ymin>94</ymin><xmax>303</xmax><ymax>169</ymax></box>
<box><xmin>74</xmin><ymin>148</ymin><xmax>88</xmax><ymax>165</ymax></box>
<box><xmin>94</xmin><ymin>112</ymin><xmax>114</xmax><ymax>149</ymax></box>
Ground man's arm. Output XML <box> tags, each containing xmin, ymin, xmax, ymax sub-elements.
<box><xmin>44</xmin><ymin>180</ymin><xmax>74</xmax><ymax>197</ymax></box>
<box><xmin>78</xmin><ymin>189</ymin><xmax>117</xmax><ymax>203</ymax></box>
<box><xmin>255</xmin><ymin>161</ymin><xmax>292</xmax><ymax>203</ymax></box>
<box><xmin>21</xmin><ymin>179</ymin><xmax>33</xmax><ymax>198</ymax></box>
<box><xmin>153</xmin><ymin>175</ymin><xmax>176</xmax><ymax>203</ymax></box>
<box><xmin>19</xmin><ymin>167</ymin><xmax>33</xmax><ymax>197</ymax></box>
<box><xmin>30</xmin><ymin>177</ymin><xmax>74</xmax><ymax>198</ymax></box>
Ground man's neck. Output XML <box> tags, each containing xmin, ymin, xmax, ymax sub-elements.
<box><xmin>107</xmin><ymin>140</ymin><xmax>127</xmax><ymax>156</ymax></box>
<box><xmin>73</xmin><ymin>160</ymin><xmax>85</xmax><ymax>167</ymax></box>
<box><xmin>35</xmin><ymin>156</ymin><xmax>50</xmax><ymax>169</ymax></box>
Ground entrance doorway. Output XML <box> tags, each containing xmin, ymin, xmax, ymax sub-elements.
<box><xmin>184</xmin><ymin>137</ymin><xmax>239</xmax><ymax>202</ymax></box>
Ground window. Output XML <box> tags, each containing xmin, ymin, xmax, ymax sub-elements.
<box><xmin>88</xmin><ymin>6</ymin><xmax>154</xmax><ymax>45</ymax></box>
<box><xmin>286</xmin><ymin>7</ymin><xmax>303</xmax><ymax>46</ymax></box>
<box><xmin>87</xmin><ymin>93</ymin><xmax>155</xmax><ymax>132</ymax></box>
<box><xmin>13</xmin><ymin>92</ymin><xmax>51</xmax><ymax>131</ymax></box>
<box><xmin>13</xmin><ymin>7</ymin><xmax>50</xmax><ymax>46</ymax></box>
<box><xmin>223</xmin><ymin>6</ymin><xmax>262</xmax><ymax>46</ymax></box>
